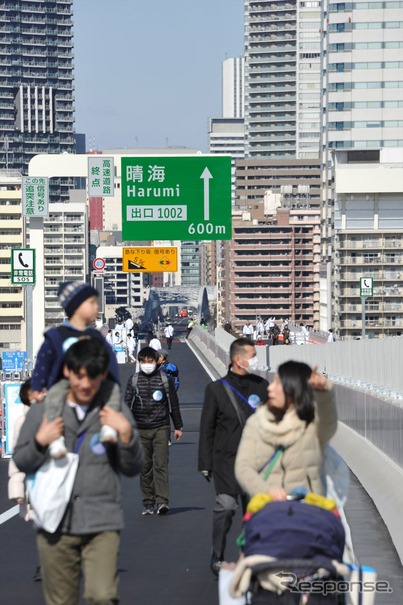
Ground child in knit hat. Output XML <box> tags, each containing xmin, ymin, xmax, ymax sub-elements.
<box><xmin>31</xmin><ymin>281</ymin><xmax>122</xmax><ymax>458</ymax></box>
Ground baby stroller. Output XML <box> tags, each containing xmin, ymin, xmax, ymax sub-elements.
<box><xmin>222</xmin><ymin>493</ymin><xmax>375</xmax><ymax>605</ymax></box>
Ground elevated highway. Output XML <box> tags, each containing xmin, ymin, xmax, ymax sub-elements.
<box><xmin>0</xmin><ymin>339</ymin><xmax>402</xmax><ymax>604</ymax></box>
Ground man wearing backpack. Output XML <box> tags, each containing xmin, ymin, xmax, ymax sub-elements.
<box><xmin>124</xmin><ymin>346</ymin><xmax>183</xmax><ymax>516</ymax></box>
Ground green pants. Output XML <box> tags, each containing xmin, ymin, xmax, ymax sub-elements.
<box><xmin>37</xmin><ymin>530</ymin><xmax>120</xmax><ymax>605</ymax></box>
<box><xmin>139</xmin><ymin>426</ymin><xmax>170</xmax><ymax>507</ymax></box>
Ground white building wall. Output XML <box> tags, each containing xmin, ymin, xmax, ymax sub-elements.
<box><xmin>42</xmin><ymin>202</ymin><xmax>89</xmax><ymax>327</ymax></box>
<box><xmin>223</xmin><ymin>57</ymin><xmax>245</xmax><ymax>118</ymax></box>
<box><xmin>0</xmin><ymin>173</ymin><xmax>24</xmax><ymax>352</ymax></box>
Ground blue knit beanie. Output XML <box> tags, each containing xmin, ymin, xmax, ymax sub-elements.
<box><xmin>58</xmin><ymin>281</ymin><xmax>98</xmax><ymax>318</ymax></box>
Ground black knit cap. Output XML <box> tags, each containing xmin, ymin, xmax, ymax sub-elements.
<box><xmin>58</xmin><ymin>281</ymin><xmax>99</xmax><ymax>318</ymax></box>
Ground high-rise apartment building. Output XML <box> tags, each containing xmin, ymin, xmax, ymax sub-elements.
<box><xmin>221</xmin><ymin>204</ymin><xmax>321</xmax><ymax>328</ymax></box>
<box><xmin>244</xmin><ymin>0</ymin><xmax>322</xmax><ymax>159</ymax></box>
<box><xmin>321</xmin><ymin>0</ymin><xmax>403</xmax><ymax>337</ymax></box>
<box><xmin>0</xmin><ymin>171</ymin><xmax>24</xmax><ymax>353</ymax></box>
<box><xmin>209</xmin><ymin>57</ymin><xmax>245</xmax><ymax>160</ymax></box>
<box><xmin>223</xmin><ymin>56</ymin><xmax>245</xmax><ymax>119</ymax></box>
<box><xmin>0</xmin><ymin>0</ymin><xmax>75</xmax><ymax>200</ymax></box>
<box><xmin>40</xmin><ymin>201</ymin><xmax>88</xmax><ymax>327</ymax></box>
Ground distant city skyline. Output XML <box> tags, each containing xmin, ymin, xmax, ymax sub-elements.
<box><xmin>73</xmin><ymin>0</ymin><xmax>244</xmax><ymax>152</ymax></box>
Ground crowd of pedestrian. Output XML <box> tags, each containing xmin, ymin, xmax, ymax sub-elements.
<box><xmin>242</xmin><ymin>317</ymin><xmax>292</xmax><ymax>346</ymax></box>
<box><xmin>8</xmin><ymin>280</ymin><xmax>342</xmax><ymax>604</ymax></box>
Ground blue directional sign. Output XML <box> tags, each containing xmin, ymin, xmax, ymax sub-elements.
<box><xmin>1</xmin><ymin>351</ymin><xmax>27</xmax><ymax>372</ymax></box>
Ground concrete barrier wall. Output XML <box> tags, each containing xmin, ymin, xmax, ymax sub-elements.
<box><xmin>189</xmin><ymin>327</ymin><xmax>403</xmax><ymax>564</ymax></box>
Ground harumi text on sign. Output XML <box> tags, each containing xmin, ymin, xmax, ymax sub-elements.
<box><xmin>121</xmin><ymin>156</ymin><xmax>232</xmax><ymax>241</ymax></box>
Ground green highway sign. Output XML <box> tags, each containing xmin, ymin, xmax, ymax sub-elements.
<box><xmin>360</xmin><ymin>276</ymin><xmax>373</xmax><ymax>298</ymax></box>
<box><xmin>121</xmin><ymin>156</ymin><xmax>232</xmax><ymax>240</ymax></box>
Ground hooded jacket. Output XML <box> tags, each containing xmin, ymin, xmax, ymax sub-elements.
<box><xmin>235</xmin><ymin>381</ymin><xmax>337</xmax><ymax>498</ymax></box>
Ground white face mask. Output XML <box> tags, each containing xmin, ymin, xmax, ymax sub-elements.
<box><xmin>140</xmin><ymin>362</ymin><xmax>156</xmax><ymax>375</ymax></box>
<box><xmin>242</xmin><ymin>355</ymin><xmax>259</xmax><ymax>373</ymax></box>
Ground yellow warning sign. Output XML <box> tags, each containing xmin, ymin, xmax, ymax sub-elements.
<box><xmin>122</xmin><ymin>247</ymin><xmax>178</xmax><ymax>273</ymax></box>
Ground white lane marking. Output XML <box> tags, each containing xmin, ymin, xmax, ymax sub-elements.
<box><xmin>0</xmin><ymin>505</ymin><xmax>19</xmax><ymax>525</ymax></box>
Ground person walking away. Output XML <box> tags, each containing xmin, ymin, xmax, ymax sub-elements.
<box><xmin>30</xmin><ymin>281</ymin><xmax>121</xmax><ymax>459</ymax></box>
<box><xmin>198</xmin><ymin>337</ymin><xmax>269</xmax><ymax>576</ymax></box>
<box><xmin>256</xmin><ymin>319</ymin><xmax>264</xmax><ymax>337</ymax></box>
<box><xmin>126</xmin><ymin>333</ymin><xmax>136</xmax><ymax>363</ymax></box>
<box><xmin>13</xmin><ymin>337</ymin><xmax>144</xmax><ymax>605</ymax></box>
<box><xmin>300</xmin><ymin>322</ymin><xmax>310</xmax><ymax>344</ymax></box>
<box><xmin>327</xmin><ymin>329</ymin><xmax>335</xmax><ymax>343</ymax></box>
<box><xmin>164</xmin><ymin>321</ymin><xmax>174</xmax><ymax>349</ymax></box>
<box><xmin>149</xmin><ymin>333</ymin><xmax>162</xmax><ymax>351</ymax></box>
<box><xmin>105</xmin><ymin>329</ymin><xmax>113</xmax><ymax>346</ymax></box>
<box><xmin>157</xmin><ymin>349</ymin><xmax>180</xmax><ymax>391</ymax></box>
<box><xmin>186</xmin><ymin>318</ymin><xmax>195</xmax><ymax>339</ymax></box>
<box><xmin>125</xmin><ymin>316</ymin><xmax>134</xmax><ymax>336</ymax></box>
<box><xmin>270</xmin><ymin>324</ymin><xmax>280</xmax><ymax>345</ymax></box>
<box><xmin>8</xmin><ymin>379</ymin><xmax>42</xmax><ymax>582</ymax></box>
<box><xmin>124</xmin><ymin>346</ymin><xmax>183</xmax><ymax>515</ymax></box>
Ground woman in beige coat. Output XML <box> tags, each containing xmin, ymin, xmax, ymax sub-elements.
<box><xmin>235</xmin><ymin>360</ymin><xmax>337</xmax><ymax>501</ymax></box>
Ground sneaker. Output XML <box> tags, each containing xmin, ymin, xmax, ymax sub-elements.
<box><xmin>156</xmin><ymin>503</ymin><xmax>169</xmax><ymax>515</ymax></box>
<box><xmin>33</xmin><ymin>566</ymin><xmax>42</xmax><ymax>582</ymax></box>
<box><xmin>142</xmin><ymin>506</ymin><xmax>154</xmax><ymax>516</ymax></box>
<box><xmin>210</xmin><ymin>553</ymin><xmax>223</xmax><ymax>577</ymax></box>
<box><xmin>49</xmin><ymin>436</ymin><xmax>67</xmax><ymax>459</ymax></box>
<box><xmin>100</xmin><ymin>424</ymin><xmax>118</xmax><ymax>444</ymax></box>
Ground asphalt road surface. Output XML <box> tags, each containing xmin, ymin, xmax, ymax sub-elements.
<box><xmin>1</xmin><ymin>340</ymin><xmax>402</xmax><ymax>604</ymax></box>
<box><xmin>0</xmin><ymin>341</ymin><xmax>240</xmax><ymax>605</ymax></box>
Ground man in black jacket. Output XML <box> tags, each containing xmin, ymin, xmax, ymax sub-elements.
<box><xmin>124</xmin><ymin>346</ymin><xmax>183</xmax><ymax>516</ymax></box>
<box><xmin>198</xmin><ymin>337</ymin><xmax>269</xmax><ymax>575</ymax></box>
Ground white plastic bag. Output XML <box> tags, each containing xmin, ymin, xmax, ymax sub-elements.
<box><xmin>26</xmin><ymin>453</ymin><xmax>79</xmax><ymax>533</ymax></box>
<box><xmin>219</xmin><ymin>568</ymin><xmax>246</xmax><ymax>605</ymax></box>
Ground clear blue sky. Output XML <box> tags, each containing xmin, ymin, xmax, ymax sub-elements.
<box><xmin>73</xmin><ymin>0</ymin><xmax>244</xmax><ymax>152</ymax></box>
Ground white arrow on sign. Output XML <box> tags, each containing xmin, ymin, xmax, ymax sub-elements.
<box><xmin>200</xmin><ymin>167</ymin><xmax>213</xmax><ymax>221</ymax></box>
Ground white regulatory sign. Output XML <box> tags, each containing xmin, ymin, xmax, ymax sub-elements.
<box><xmin>11</xmin><ymin>249</ymin><xmax>36</xmax><ymax>285</ymax></box>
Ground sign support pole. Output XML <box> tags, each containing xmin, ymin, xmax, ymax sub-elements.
<box><xmin>26</xmin><ymin>285</ymin><xmax>33</xmax><ymax>369</ymax></box>
<box><xmin>361</xmin><ymin>296</ymin><xmax>367</xmax><ymax>339</ymax></box>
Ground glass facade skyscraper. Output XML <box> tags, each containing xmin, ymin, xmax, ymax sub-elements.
<box><xmin>0</xmin><ymin>0</ymin><xmax>75</xmax><ymax>200</ymax></box>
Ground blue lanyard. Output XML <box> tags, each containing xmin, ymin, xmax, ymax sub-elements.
<box><xmin>74</xmin><ymin>432</ymin><xmax>86</xmax><ymax>454</ymax></box>
<box><xmin>220</xmin><ymin>378</ymin><xmax>256</xmax><ymax>412</ymax></box>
